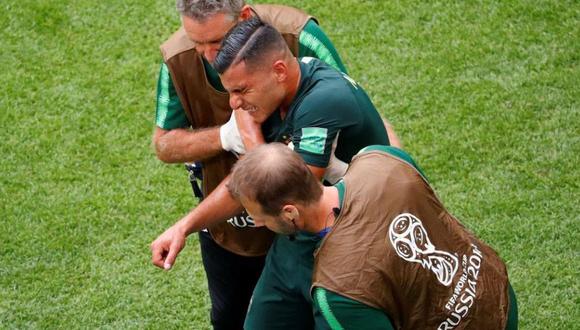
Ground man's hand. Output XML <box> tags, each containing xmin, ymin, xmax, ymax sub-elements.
<box><xmin>220</xmin><ymin>111</ymin><xmax>246</xmax><ymax>155</ymax></box>
<box><xmin>150</xmin><ymin>224</ymin><xmax>187</xmax><ymax>270</ymax></box>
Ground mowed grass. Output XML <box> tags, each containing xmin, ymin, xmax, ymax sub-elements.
<box><xmin>0</xmin><ymin>0</ymin><xmax>577</xmax><ymax>328</ymax></box>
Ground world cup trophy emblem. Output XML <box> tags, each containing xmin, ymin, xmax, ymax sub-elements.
<box><xmin>389</xmin><ymin>213</ymin><xmax>459</xmax><ymax>286</ymax></box>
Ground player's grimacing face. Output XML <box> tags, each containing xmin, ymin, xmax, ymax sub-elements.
<box><xmin>182</xmin><ymin>13</ymin><xmax>238</xmax><ymax>63</ymax></box>
<box><xmin>221</xmin><ymin>61</ymin><xmax>284</xmax><ymax>124</ymax></box>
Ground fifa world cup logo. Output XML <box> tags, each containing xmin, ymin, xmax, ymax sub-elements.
<box><xmin>389</xmin><ymin>213</ymin><xmax>459</xmax><ymax>286</ymax></box>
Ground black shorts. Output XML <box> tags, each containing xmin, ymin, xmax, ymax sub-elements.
<box><xmin>199</xmin><ymin>231</ymin><xmax>266</xmax><ymax>330</ymax></box>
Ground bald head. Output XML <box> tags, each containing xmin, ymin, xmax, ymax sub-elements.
<box><xmin>213</xmin><ymin>17</ymin><xmax>290</xmax><ymax>74</ymax></box>
<box><xmin>228</xmin><ymin>143</ymin><xmax>323</xmax><ymax>216</ymax></box>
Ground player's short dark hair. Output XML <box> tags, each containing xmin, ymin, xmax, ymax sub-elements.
<box><xmin>213</xmin><ymin>17</ymin><xmax>288</xmax><ymax>74</ymax></box>
<box><xmin>228</xmin><ymin>143</ymin><xmax>323</xmax><ymax>216</ymax></box>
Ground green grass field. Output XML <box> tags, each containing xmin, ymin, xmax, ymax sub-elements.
<box><xmin>1</xmin><ymin>0</ymin><xmax>578</xmax><ymax>328</ymax></box>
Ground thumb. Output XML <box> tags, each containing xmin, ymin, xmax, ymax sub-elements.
<box><xmin>163</xmin><ymin>241</ymin><xmax>182</xmax><ymax>270</ymax></box>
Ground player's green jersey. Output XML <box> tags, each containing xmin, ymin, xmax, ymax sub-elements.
<box><xmin>244</xmin><ymin>74</ymin><xmax>390</xmax><ymax>330</ymax></box>
<box><xmin>155</xmin><ymin>19</ymin><xmax>347</xmax><ymax>130</ymax></box>
<box><xmin>262</xmin><ymin>58</ymin><xmax>389</xmax><ymax>168</ymax></box>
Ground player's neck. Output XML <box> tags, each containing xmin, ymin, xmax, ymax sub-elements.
<box><xmin>279</xmin><ymin>58</ymin><xmax>301</xmax><ymax>117</ymax></box>
<box><xmin>303</xmin><ymin>186</ymin><xmax>339</xmax><ymax>233</ymax></box>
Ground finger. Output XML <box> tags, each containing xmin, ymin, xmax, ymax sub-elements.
<box><xmin>150</xmin><ymin>244</ymin><xmax>167</xmax><ymax>269</ymax></box>
<box><xmin>163</xmin><ymin>242</ymin><xmax>181</xmax><ymax>270</ymax></box>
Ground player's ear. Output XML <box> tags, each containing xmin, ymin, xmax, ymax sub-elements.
<box><xmin>281</xmin><ymin>205</ymin><xmax>299</xmax><ymax>223</ymax></box>
<box><xmin>239</xmin><ymin>5</ymin><xmax>252</xmax><ymax>21</ymax></box>
<box><xmin>272</xmin><ymin>60</ymin><xmax>288</xmax><ymax>82</ymax></box>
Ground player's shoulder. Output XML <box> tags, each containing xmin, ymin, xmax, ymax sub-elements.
<box><xmin>295</xmin><ymin>90</ymin><xmax>356</xmax><ymax>122</ymax></box>
<box><xmin>299</xmin><ymin>58</ymin><xmax>356</xmax><ymax>102</ymax></box>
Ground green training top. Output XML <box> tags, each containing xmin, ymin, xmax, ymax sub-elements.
<box><xmin>155</xmin><ymin>19</ymin><xmax>347</xmax><ymax>130</ymax></box>
<box><xmin>262</xmin><ymin>58</ymin><xmax>388</xmax><ymax>168</ymax></box>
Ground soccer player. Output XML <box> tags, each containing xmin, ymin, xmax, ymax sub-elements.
<box><xmin>152</xmin><ymin>1</ymin><xmax>352</xmax><ymax>328</ymax></box>
<box><xmin>151</xmin><ymin>18</ymin><xmax>395</xmax><ymax>328</ymax></box>
<box><xmin>228</xmin><ymin>143</ymin><xmax>519</xmax><ymax>330</ymax></box>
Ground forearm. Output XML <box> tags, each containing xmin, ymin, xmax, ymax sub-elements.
<box><xmin>383</xmin><ymin>118</ymin><xmax>402</xmax><ymax>148</ymax></box>
<box><xmin>154</xmin><ymin>126</ymin><xmax>222</xmax><ymax>163</ymax></box>
<box><xmin>239</xmin><ymin>127</ymin><xmax>264</xmax><ymax>151</ymax></box>
<box><xmin>234</xmin><ymin>109</ymin><xmax>265</xmax><ymax>151</ymax></box>
<box><xmin>175</xmin><ymin>174</ymin><xmax>244</xmax><ymax>236</ymax></box>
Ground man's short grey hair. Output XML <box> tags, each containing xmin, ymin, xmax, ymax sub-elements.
<box><xmin>176</xmin><ymin>0</ymin><xmax>245</xmax><ymax>21</ymax></box>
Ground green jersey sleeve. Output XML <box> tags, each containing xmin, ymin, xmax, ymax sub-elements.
<box><xmin>155</xmin><ymin>62</ymin><xmax>190</xmax><ymax>129</ymax></box>
<box><xmin>313</xmin><ymin>287</ymin><xmax>394</xmax><ymax>330</ymax></box>
<box><xmin>298</xmin><ymin>19</ymin><xmax>347</xmax><ymax>74</ymax></box>
<box><xmin>291</xmin><ymin>89</ymin><xmax>359</xmax><ymax>168</ymax></box>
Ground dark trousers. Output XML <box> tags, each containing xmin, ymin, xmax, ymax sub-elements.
<box><xmin>199</xmin><ymin>231</ymin><xmax>266</xmax><ymax>330</ymax></box>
